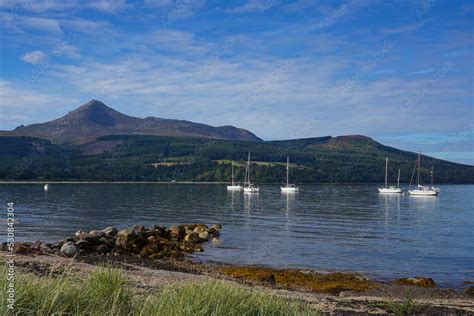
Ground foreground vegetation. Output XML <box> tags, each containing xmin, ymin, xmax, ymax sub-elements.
<box><xmin>0</xmin><ymin>267</ymin><xmax>317</xmax><ymax>315</ymax></box>
<box><xmin>1</xmin><ymin>134</ymin><xmax>473</xmax><ymax>183</ymax></box>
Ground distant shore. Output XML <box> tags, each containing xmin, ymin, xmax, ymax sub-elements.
<box><xmin>0</xmin><ymin>181</ymin><xmax>472</xmax><ymax>185</ymax></box>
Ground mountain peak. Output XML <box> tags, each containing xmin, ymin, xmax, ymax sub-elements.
<box><xmin>66</xmin><ymin>100</ymin><xmax>119</xmax><ymax>126</ymax></box>
<box><xmin>10</xmin><ymin>100</ymin><xmax>262</xmax><ymax>143</ymax></box>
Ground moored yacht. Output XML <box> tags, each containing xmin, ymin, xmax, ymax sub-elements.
<box><xmin>227</xmin><ymin>161</ymin><xmax>242</xmax><ymax>191</ymax></box>
<box><xmin>281</xmin><ymin>157</ymin><xmax>299</xmax><ymax>193</ymax></box>
<box><xmin>243</xmin><ymin>152</ymin><xmax>259</xmax><ymax>194</ymax></box>
<box><xmin>378</xmin><ymin>157</ymin><xmax>402</xmax><ymax>194</ymax></box>
<box><xmin>44</xmin><ymin>184</ymin><xmax>49</xmax><ymax>191</ymax></box>
<box><xmin>408</xmin><ymin>153</ymin><xmax>439</xmax><ymax>196</ymax></box>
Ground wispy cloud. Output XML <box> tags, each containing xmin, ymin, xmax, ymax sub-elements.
<box><xmin>20</xmin><ymin>50</ymin><xmax>47</xmax><ymax>64</ymax></box>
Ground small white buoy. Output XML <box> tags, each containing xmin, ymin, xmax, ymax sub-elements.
<box><xmin>44</xmin><ymin>184</ymin><xmax>49</xmax><ymax>191</ymax></box>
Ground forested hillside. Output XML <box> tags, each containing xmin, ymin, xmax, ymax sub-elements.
<box><xmin>1</xmin><ymin>135</ymin><xmax>473</xmax><ymax>183</ymax></box>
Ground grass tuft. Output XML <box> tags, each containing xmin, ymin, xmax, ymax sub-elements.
<box><xmin>0</xmin><ymin>266</ymin><xmax>318</xmax><ymax>315</ymax></box>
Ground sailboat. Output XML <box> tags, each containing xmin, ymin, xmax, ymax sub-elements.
<box><xmin>377</xmin><ymin>157</ymin><xmax>402</xmax><ymax>193</ymax></box>
<box><xmin>44</xmin><ymin>184</ymin><xmax>49</xmax><ymax>191</ymax></box>
<box><xmin>408</xmin><ymin>153</ymin><xmax>439</xmax><ymax>196</ymax></box>
<box><xmin>281</xmin><ymin>157</ymin><xmax>299</xmax><ymax>193</ymax></box>
<box><xmin>227</xmin><ymin>161</ymin><xmax>242</xmax><ymax>191</ymax></box>
<box><xmin>243</xmin><ymin>152</ymin><xmax>259</xmax><ymax>194</ymax></box>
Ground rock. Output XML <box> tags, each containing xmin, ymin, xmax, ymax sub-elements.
<box><xmin>261</xmin><ymin>273</ymin><xmax>276</xmax><ymax>284</ymax></box>
<box><xmin>169</xmin><ymin>225</ymin><xmax>184</xmax><ymax>239</ymax></box>
<box><xmin>194</xmin><ymin>244</ymin><xmax>204</xmax><ymax>252</ymax></box>
<box><xmin>184</xmin><ymin>232</ymin><xmax>200</xmax><ymax>243</ymax></box>
<box><xmin>89</xmin><ymin>230</ymin><xmax>106</xmax><ymax>238</ymax></box>
<box><xmin>74</xmin><ymin>230</ymin><xmax>84</xmax><ymax>238</ymax></box>
<box><xmin>210</xmin><ymin>224</ymin><xmax>222</xmax><ymax>230</ymax></box>
<box><xmin>60</xmin><ymin>242</ymin><xmax>78</xmax><ymax>257</ymax></box>
<box><xmin>193</xmin><ymin>224</ymin><xmax>207</xmax><ymax>234</ymax></box>
<box><xmin>393</xmin><ymin>277</ymin><xmax>436</xmax><ymax>288</ymax></box>
<box><xmin>465</xmin><ymin>286</ymin><xmax>474</xmax><ymax>296</ymax></box>
<box><xmin>198</xmin><ymin>231</ymin><xmax>210</xmax><ymax>241</ymax></box>
<box><xmin>102</xmin><ymin>227</ymin><xmax>118</xmax><ymax>236</ymax></box>
<box><xmin>75</xmin><ymin>240</ymin><xmax>90</xmax><ymax>250</ymax></box>
<box><xmin>211</xmin><ymin>237</ymin><xmax>220</xmax><ymax>244</ymax></box>
<box><xmin>115</xmin><ymin>228</ymin><xmax>144</xmax><ymax>254</ymax></box>
<box><xmin>96</xmin><ymin>244</ymin><xmax>110</xmax><ymax>254</ymax></box>
<box><xmin>132</xmin><ymin>224</ymin><xmax>145</xmax><ymax>233</ymax></box>
<box><xmin>209</xmin><ymin>228</ymin><xmax>220</xmax><ymax>237</ymax></box>
<box><xmin>14</xmin><ymin>243</ymin><xmax>30</xmax><ymax>254</ymax></box>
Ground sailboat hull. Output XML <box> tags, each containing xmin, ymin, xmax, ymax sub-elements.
<box><xmin>243</xmin><ymin>187</ymin><xmax>259</xmax><ymax>193</ymax></box>
<box><xmin>409</xmin><ymin>189</ymin><xmax>438</xmax><ymax>196</ymax></box>
<box><xmin>227</xmin><ymin>185</ymin><xmax>242</xmax><ymax>191</ymax></box>
<box><xmin>281</xmin><ymin>186</ymin><xmax>299</xmax><ymax>193</ymax></box>
<box><xmin>378</xmin><ymin>187</ymin><xmax>402</xmax><ymax>194</ymax></box>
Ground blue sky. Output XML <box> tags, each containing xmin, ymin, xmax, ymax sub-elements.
<box><xmin>0</xmin><ymin>0</ymin><xmax>473</xmax><ymax>164</ymax></box>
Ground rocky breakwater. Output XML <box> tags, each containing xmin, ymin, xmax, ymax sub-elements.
<box><xmin>2</xmin><ymin>224</ymin><xmax>222</xmax><ymax>260</ymax></box>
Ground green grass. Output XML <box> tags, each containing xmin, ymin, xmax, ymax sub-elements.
<box><xmin>382</xmin><ymin>297</ymin><xmax>425</xmax><ymax>316</ymax></box>
<box><xmin>0</xmin><ymin>267</ymin><xmax>318</xmax><ymax>315</ymax></box>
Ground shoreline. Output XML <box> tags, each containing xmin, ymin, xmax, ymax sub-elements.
<box><xmin>2</xmin><ymin>252</ymin><xmax>473</xmax><ymax>314</ymax></box>
<box><xmin>0</xmin><ymin>181</ymin><xmax>472</xmax><ymax>185</ymax></box>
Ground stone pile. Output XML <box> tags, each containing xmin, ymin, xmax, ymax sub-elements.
<box><xmin>2</xmin><ymin>224</ymin><xmax>222</xmax><ymax>260</ymax></box>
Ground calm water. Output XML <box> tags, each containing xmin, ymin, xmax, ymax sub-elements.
<box><xmin>1</xmin><ymin>183</ymin><xmax>473</xmax><ymax>287</ymax></box>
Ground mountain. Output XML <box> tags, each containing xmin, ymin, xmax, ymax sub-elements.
<box><xmin>1</xmin><ymin>134</ymin><xmax>473</xmax><ymax>183</ymax></box>
<box><xmin>9</xmin><ymin>100</ymin><xmax>261</xmax><ymax>143</ymax></box>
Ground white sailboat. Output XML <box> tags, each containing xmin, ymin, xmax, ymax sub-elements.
<box><xmin>243</xmin><ymin>152</ymin><xmax>259</xmax><ymax>194</ymax></box>
<box><xmin>44</xmin><ymin>184</ymin><xmax>49</xmax><ymax>191</ymax></box>
<box><xmin>227</xmin><ymin>161</ymin><xmax>242</xmax><ymax>191</ymax></box>
<box><xmin>408</xmin><ymin>153</ymin><xmax>439</xmax><ymax>196</ymax></box>
<box><xmin>378</xmin><ymin>157</ymin><xmax>402</xmax><ymax>193</ymax></box>
<box><xmin>281</xmin><ymin>157</ymin><xmax>299</xmax><ymax>193</ymax></box>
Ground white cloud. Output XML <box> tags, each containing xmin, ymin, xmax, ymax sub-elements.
<box><xmin>0</xmin><ymin>80</ymin><xmax>78</xmax><ymax>129</ymax></box>
<box><xmin>20</xmin><ymin>50</ymin><xmax>47</xmax><ymax>64</ymax></box>
<box><xmin>226</xmin><ymin>0</ymin><xmax>277</xmax><ymax>14</ymax></box>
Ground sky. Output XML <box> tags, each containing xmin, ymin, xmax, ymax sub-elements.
<box><xmin>0</xmin><ymin>0</ymin><xmax>473</xmax><ymax>165</ymax></box>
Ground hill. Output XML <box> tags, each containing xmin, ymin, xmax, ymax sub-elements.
<box><xmin>8</xmin><ymin>100</ymin><xmax>261</xmax><ymax>143</ymax></box>
<box><xmin>0</xmin><ymin>134</ymin><xmax>472</xmax><ymax>183</ymax></box>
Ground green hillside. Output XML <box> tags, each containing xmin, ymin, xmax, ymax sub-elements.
<box><xmin>0</xmin><ymin>135</ymin><xmax>473</xmax><ymax>183</ymax></box>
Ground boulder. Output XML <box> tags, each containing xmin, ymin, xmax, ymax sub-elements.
<box><xmin>102</xmin><ymin>227</ymin><xmax>118</xmax><ymax>237</ymax></box>
<box><xmin>75</xmin><ymin>240</ymin><xmax>90</xmax><ymax>250</ymax></box>
<box><xmin>96</xmin><ymin>244</ymin><xmax>110</xmax><ymax>254</ymax></box>
<box><xmin>184</xmin><ymin>232</ymin><xmax>200</xmax><ymax>243</ymax></box>
<box><xmin>198</xmin><ymin>231</ymin><xmax>210</xmax><ymax>241</ymax></box>
<box><xmin>466</xmin><ymin>286</ymin><xmax>474</xmax><ymax>296</ymax></box>
<box><xmin>131</xmin><ymin>225</ymin><xmax>145</xmax><ymax>233</ymax></box>
<box><xmin>89</xmin><ymin>230</ymin><xmax>106</xmax><ymax>238</ymax></box>
<box><xmin>169</xmin><ymin>225</ymin><xmax>184</xmax><ymax>239</ymax></box>
<box><xmin>115</xmin><ymin>228</ymin><xmax>144</xmax><ymax>254</ymax></box>
<box><xmin>393</xmin><ymin>277</ymin><xmax>436</xmax><ymax>288</ymax></box>
<box><xmin>61</xmin><ymin>242</ymin><xmax>78</xmax><ymax>257</ymax></box>
<box><xmin>210</xmin><ymin>224</ymin><xmax>222</xmax><ymax>230</ymax></box>
<box><xmin>211</xmin><ymin>237</ymin><xmax>220</xmax><ymax>244</ymax></box>
<box><xmin>209</xmin><ymin>228</ymin><xmax>220</xmax><ymax>237</ymax></box>
<box><xmin>193</xmin><ymin>225</ymin><xmax>207</xmax><ymax>234</ymax></box>
<box><xmin>14</xmin><ymin>243</ymin><xmax>30</xmax><ymax>254</ymax></box>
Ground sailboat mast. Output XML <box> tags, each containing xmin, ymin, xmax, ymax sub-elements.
<box><xmin>286</xmin><ymin>157</ymin><xmax>289</xmax><ymax>187</ymax></box>
<box><xmin>397</xmin><ymin>168</ymin><xmax>400</xmax><ymax>187</ymax></box>
<box><xmin>231</xmin><ymin>161</ymin><xmax>234</xmax><ymax>186</ymax></box>
<box><xmin>417</xmin><ymin>153</ymin><xmax>420</xmax><ymax>186</ymax></box>
<box><xmin>385</xmin><ymin>157</ymin><xmax>388</xmax><ymax>186</ymax></box>
<box><xmin>431</xmin><ymin>166</ymin><xmax>434</xmax><ymax>187</ymax></box>
<box><xmin>247</xmin><ymin>152</ymin><xmax>251</xmax><ymax>185</ymax></box>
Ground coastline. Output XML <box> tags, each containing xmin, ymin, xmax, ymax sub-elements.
<box><xmin>2</xmin><ymin>223</ymin><xmax>473</xmax><ymax>314</ymax></box>
<box><xmin>2</xmin><ymin>252</ymin><xmax>473</xmax><ymax>315</ymax></box>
